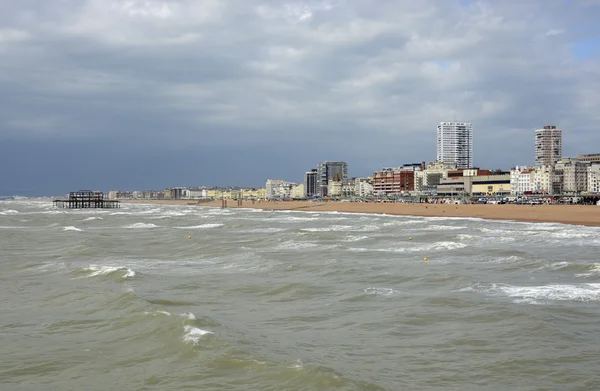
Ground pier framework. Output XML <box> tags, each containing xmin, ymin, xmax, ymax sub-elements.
<box><xmin>53</xmin><ymin>190</ymin><xmax>120</xmax><ymax>209</ymax></box>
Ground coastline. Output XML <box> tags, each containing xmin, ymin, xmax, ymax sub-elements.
<box><xmin>122</xmin><ymin>199</ymin><xmax>600</xmax><ymax>227</ymax></box>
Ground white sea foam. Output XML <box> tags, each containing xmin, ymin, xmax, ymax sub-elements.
<box><xmin>144</xmin><ymin>310</ymin><xmax>172</xmax><ymax>316</ymax></box>
<box><xmin>174</xmin><ymin>223</ymin><xmax>223</xmax><ymax>229</ymax></box>
<box><xmin>364</xmin><ymin>287</ymin><xmax>401</xmax><ymax>296</ymax></box>
<box><xmin>575</xmin><ymin>264</ymin><xmax>600</xmax><ymax>278</ymax></box>
<box><xmin>275</xmin><ymin>241</ymin><xmax>319</xmax><ymax>250</ymax></box>
<box><xmin>242</xmin><ymin>227</ymin><xmax>286</xmax><ymax>233</ymax></box>
<box><xmin>63</xmin><ymin>226</ymin><xmax>84</xmax><ymax>232</ymax></box>
<box><xmin>82</xmin><ymin>217</ymin><xmax>103</xmax><ymax>221</ymax></box>
<box><xmin>301</xmin><ymin>224</ymin><xmax>379</xmax><ymax>232</ymax></box>
<box><xmin>110</xmin><ymin>212</ymin><xmax>132</xmax><ymax>215</ymax></box>
<box><xmin>0</xmin><ymin>209</ymin><xmax>19</xmax><ymax>215</ymax></box>
<box><xmin>180</xmin><ymin>312</ymin><xmax>196</xmax><ymax>320</ymax></box>
<box><xmin>124</xmin><ymin>223</ymin><xmax>158</xmax><ymax>229</ymax></box>
<box><xmin>342</xmin><ymin>235</ymin><xmax>369</xmax><ymax>242</ymax></box>
<box><xmin>281</xmin><ymin>216</ymin><xmax>320</xmax><ymax>222</ymax></box>
<box><xmin>462</xmin><ymin>282</ymin><xmax>600</xmax><ymax>303</ymax></box>
<box><xmin>301</xmin><ymin>225</ymin><xmax>354</xmax><ymax>232</ymax></box>
<box><xmin>348</xmin><ymin>241</ymin><xmax>467</xmax><ymax>254</ymax></box>
<box><xmin>82</xmin><ymin>265</ymin><xmax>136</xmax><ymax>278</ymax></box>
<box><xmin>182</xmin><ymin>325</ymin><xmax>213</xmax><ymax>345</ymax></box>
<box><xmin>417</xmin><ymin>225</ymin><xmax>467</xmax><ymax>231</ymax></box>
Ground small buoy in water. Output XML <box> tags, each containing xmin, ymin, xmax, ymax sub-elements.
<box><xmin>188</xmin><ymin>236</ymin><xmax>192</xmax><ymax>239</ymax></box>
<box><xmin>423</xmin><ymin>257</ymin><xmax>428</xmax><ymax>262</ymax></box>
<box><xmin>409</xmin><ymin>237</ymin><xmax>412</xmax><ymax>241</ymax></box>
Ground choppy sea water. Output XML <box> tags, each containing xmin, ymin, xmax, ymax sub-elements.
<box><xmin>1</xmin><ymin>200</ymin><xmax>600</xmax><ymax>391</ymax></box>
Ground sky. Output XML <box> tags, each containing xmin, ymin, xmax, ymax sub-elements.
<box><xmin>1</xmin><ymin>0</ymin><xmax>600</xmax><ymax>196</ymax></box>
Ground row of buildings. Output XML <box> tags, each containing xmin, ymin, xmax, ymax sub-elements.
<box><xmin>109</xmin><ymin>122</ymin><xmax>600</xmax><ymax>201</ymax></box>
<box><xmin>265</xmin><ymin>123</ymin><xmax>600</xmax><ymax>200</ymax></box>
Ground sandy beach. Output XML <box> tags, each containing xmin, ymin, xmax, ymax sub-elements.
<box><xmin>123</xmin><ymin>199</ymin><xmax>600</xmax><ymax>227</ymax></box>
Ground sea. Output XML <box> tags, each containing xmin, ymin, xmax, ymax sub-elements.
<box><xmin>1</xmin><ymin>200</ymin><xmax>600</xmax><ymax>391</ymax></box>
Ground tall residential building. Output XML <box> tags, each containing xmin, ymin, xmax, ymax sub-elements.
<box><xmin>304</xmin><ymin>169</ymin><xmax>318</xmax><ymax>198</ymax></box>
<box><xmin>436</xmin><ymin>122</ymin><xmax>473</xmax><ymax>169</ymax></box>
<box><xmin>316</xmin><ymin>161</ymin><xmax>348</xmax><ymax>197</ymax></box>
<box><xmin>535</xmin><ymin>125</ymin><xmax>562</xmax><ymax>166</ymax></box>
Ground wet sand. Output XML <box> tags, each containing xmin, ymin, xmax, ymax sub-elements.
<box><xmin>122</xmin><ymin>200</ymin><xmax>600</xmax><ymax>227</ymax></box>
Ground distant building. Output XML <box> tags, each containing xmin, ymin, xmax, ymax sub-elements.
<box><xmin>532</xmin><ymin>165</ymin><xmax>555</xmax><ymax>194</ymax></box>
<box><xmin>353</xmin><ymin>178</ymin><xmax>372</xmax><ymax>198</ymax></box>
<box><xmin>510</xmin><ymin>166</ymin><xmax>535</xmax><ymax>195</ymax></box>
<box><xmin>327</xmin><ymin>180</ymin><xmax>343</xmax><ymax>197</ymax></box>
<box><xmin>555</xmin><ymin>158</ymin><xmax>589</xmax><ymax>194</ymax></box>
<box><xmin>535</xmin><ymin>125</ymin><xmax>562</xmax><ymax>166</ymax></box>
<box><xmin>414</xmin><ymin>161</ymin><xmax>457</xmax><ymax>193</ymax></box>
<box><xmin>291</xmin><ymin>184</ymin><xmax>305</xmax><ymax>199</ymax></box>
<box><xmin>265</xmin><ymin>179</ymin><xmax>296</xmax><ymax>199</ymax></box>
<box><xmin>304</xmin><ymin>169</ymin><xmax>318</xmax><ymax>198</ymax></box>
<box><xmin>373</xmin><ymin>165</ymin><xmax>421</xmax><ymax>195</ymax></box>
<box><xmin>437</xmin><ymin>121</ymin><xmax>473</xmax><ymax>169</ymax></box>
<box><xmin>578</xmin><ymin>153</ymin><xmax>600</xmax><ymax>164</ymax></box>
<box><xmin>317</xmin><ymin>161</ymin><xmax>348</xmax><ymax>197</ymax></box>
<box><xmin>587</xmin><ymin>165</ymin><xmax>600</xmax><ymax>193</ymax></box>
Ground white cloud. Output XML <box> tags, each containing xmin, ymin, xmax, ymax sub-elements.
<box><xmin>1</xmin><ymin>0</ymin><xmax>600</xmax><ymax>169</ymax></box>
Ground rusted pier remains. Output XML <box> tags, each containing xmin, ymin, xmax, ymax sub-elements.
<box><xmin>53</xmin><ymin>190</ymin><xmax>120</xmax><ymax>209</ymax></box>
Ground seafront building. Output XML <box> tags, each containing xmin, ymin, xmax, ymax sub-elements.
<box><xmin>265</xmin><ymin>179</ymin><xmax>296</xmax><ymax>199</ymax></box>
<box><xmin>414</xmin><ymin>162</ymin><xmax>457</xmax><ymax>194</ymax></box>
<box><xmin>372</xmin><ymin>164</ymin><xmax>423</xmax><ymax>196</ymax></box>
<box><xmin>354</xmin><ymin>178</ymin><xmax>373</xmax><ymax>198</ymax></box>
<box><xmin>510</xmin><ymin>166</ymin><xmax>535</xmax><ymax>195</ymax></box>
<box><xmin>437</xmin><ymin>170</ymin><xmax>509</xmax><ymax>196</ymax></box>
<box><xmin>316</xmin><ymin>161</ymin><xmax>348</xmax><ymax>197</ymax></box>
<box><xmin>327</xmin><ymin>180</ymin><xmax>343</xmax><ymax>197</ymax></box>
<box><xmin>535</xmin><ymin>125</ymin><xmax>562</xmax><ymax>166</ymax></box>
<box><xmin>555</xmin><ymin>158</ymin><xmax>589</xmax><ymax>194</ymax></box>
<box><xmin>578</xmin><ymin>153</ymin><xmax>600</xmax><ymax>164</ymax></box>
<box><xmin>291</xmin><ymin>184</ymin><xmax>305</xmax><ymax>199</ymax></box>
<box><xmin>587</xmin><ymin>165</ymin><xmax>600</xmax><ymax>193</ymax></box>
<box><xmin>436</xmin><ymin>121</ymin><xmax>473</xmax><ymax>169</ymax></box>
<box><xmin>304</xmin><ymin>169</ymin><xmax>318</xmax><ymax>198</ymax></box>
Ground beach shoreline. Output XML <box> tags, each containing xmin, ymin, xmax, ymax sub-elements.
<box><xmin>121</xmin><ymin>199</ymin><xmax>600</xmax><ymax>227</ymax></box>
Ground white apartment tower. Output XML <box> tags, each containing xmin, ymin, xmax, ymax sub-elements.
<box><xmin>535</xmin><ymin>125</ymin><xmax>562</xmax><ymax>166</ymax></box>
<box><xmin>437</xmin><ymin>122</ymin><xmax>473</xmax><ymax>169</ymax></box>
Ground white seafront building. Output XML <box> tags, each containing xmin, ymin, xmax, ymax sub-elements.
<box><xmin>510</xmin><ymin>166</ymin><xmax>535</xmax><ymax>195</ymax></box>
<box><xmin>437</xmin><ymin>122</ymin><xmax>473</xmax><ymax>169</ymax></box>
<box><xmin>354</xmin><ymin>178</ymin><xmax>373</xmax><ymax>198</ymax></box>
<box><xmin>587</xmin><ymin>165</ymin><xmax>600</xmax><ymax>193</ymax></box>
<box><xmin>265</xmin><ymin>179</ymin><xmax>296</xmax><ymax>199</ymax></box>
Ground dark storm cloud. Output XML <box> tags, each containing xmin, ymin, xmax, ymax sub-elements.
<box><xmin>1</xmin><ymin>0</ymin><xmax>599</xmax><ymax>195</ymax></box>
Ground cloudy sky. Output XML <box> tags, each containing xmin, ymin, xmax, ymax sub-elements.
<box><xmin>1</xmin><ymin>0</ymin><xmax>599</xmax><ymax>196</ymax></box>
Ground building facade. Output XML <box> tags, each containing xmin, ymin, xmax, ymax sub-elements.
<box><xmin>304</xmin><ymin>169</ymin><xmax>318</xmax><ymax>198</ymax></box>
<box><xmin>555</xmin><ymin>158</ymin><xmax>589</xmax><ymax>194</ymax></box>
<box><xmin>510</xmin><ymin>166</ymin><xmax>534</xmax><ymax>195</ymax></box>
<box><xmin>535</xmin><ymin>125</ymin><xmax>562</xmax><ymax>166</ymax></box>
<box><xmin>316</xmin><ymin>161</ymin><xmax>348</xmax><ymax>197</ymax></box>
<box><xmin>266</xmin><ymin>179</ymin><xmax>296</xmax><ymax>199</ymax></box>
<box><xmin>578</xmin><ymin>153</ymin><xmax>600</xmax><ymax>164</ymax></box>
<box><xmin>354</xmin><ymin>178</ymin><xmax>373</xmax><ymax>198</ymax></box>
<box><xmin>587</xmin><ymin>165</ymin><xmax>600</xmax><ymax>193</ymax></box>
<box><xmin>414</xmin><ymin>161</ymin><xmax>457</xmax><ymax>193</ymax></box>
<box><xmin>372</xmin><ymin>167</ymin><xmax>417</xmax><ymax>195</ymax></box>
<box><xmin>437</xmin><ymin>121</ymin><xmax>473</xmax><ymax>169</ymax></box>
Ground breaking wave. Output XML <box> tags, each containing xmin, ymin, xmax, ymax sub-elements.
<box><xmin>124</xmin><ymin>223</ymin><xmax>159</xmax><ymax>229</ymax></box>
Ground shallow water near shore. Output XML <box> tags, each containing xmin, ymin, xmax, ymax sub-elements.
<box><xmin>2</xmin><ymin>200</ymin><xmax>600</xmax><ymax>390</ymax></box>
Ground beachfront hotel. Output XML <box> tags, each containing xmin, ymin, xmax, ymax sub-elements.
<box><xmin>436</xmin><ymin>121</ymin><xmax>473</xmax><ymax>169</ymax></box>
<box><xmin>535</xmin><ymin>125</ymin><xmax>562</xmax><ymax>166</ymax></box>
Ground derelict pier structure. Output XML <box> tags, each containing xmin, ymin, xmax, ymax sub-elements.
<box><xmin>53</xmin><ymin>190</ymin><xmax>120</xmax><ymax>209</ymax></box>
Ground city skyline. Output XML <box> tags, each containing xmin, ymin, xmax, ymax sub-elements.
<box><xmin>1</xmin><ymin>1</ymin><xmax>599</xmax><ymax>196</ymax></box>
